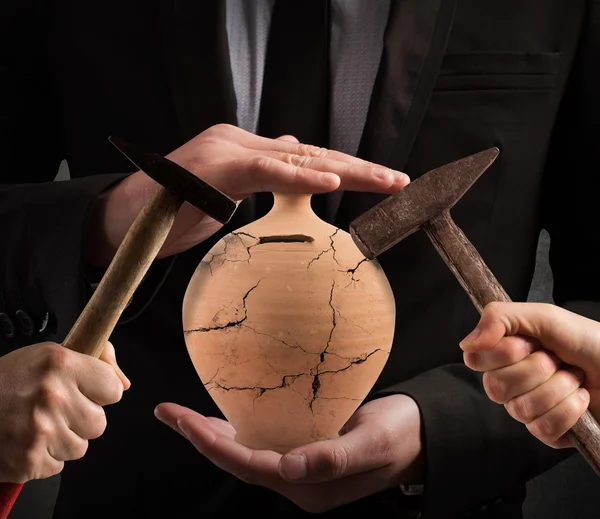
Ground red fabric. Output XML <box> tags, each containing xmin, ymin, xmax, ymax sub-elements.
<box><xmin>0</xmin><ymin>483</ymin><xmax>22</xmax><ymax>519</ymax></box>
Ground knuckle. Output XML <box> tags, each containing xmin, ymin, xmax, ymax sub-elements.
<box><xmin>285</xmin><ymin>153</ymin><xmax>310</xmax><ymax>168</ymax></box>
<box><xmin>298</xmin><ymin>143</ymin><xmax>328</xmax><ymax>159</ymax></box>
<box><xmin>31</xmin><ymin>410</ymin><xmax>54</xmax><ymax>442</ymax></box>
<box><xmin>251</xmin><ymin>155</ymin><xmax>274</xmax><ymax>172</ymax></box>
<box><xmin>565</xmin><ymin>392</ymin><xmax>587</xmax><ymax>421</ymax></box>
<box><xmin>483</xmin><ymin>372</ymin><xmax>507</xmax><ymax>403</ymax></box>
<box><xmin>319</xmin><ymin>446</ymin><xmax>349</xmax><ymax>479</ymax></box>
<box><xmin>530</xmin><ymin>415</ymin><xmax>558</xmax><ymax>442</ymax></box>
<box><xmin>557</xmin><ymin>370</ymin><xmax>582</xmax><ymax>396</ymax></box>
<box><xmin>209</xmin><ymin>123</ymin><xmax>235</xmax><ymax>135</ymax></box>
<box><xmin>505</xmin><ymin>395</ymin><xmax>533</xmax><ymax>423</ymax></box>
<box><xmin>535</xmin><ymin>352</ymin><xmax>559</xmax><ymax>379</ymax></box>
<box><xmin>196</xmin><ymin>136</ymin><xmax>222</xmax><ymax>150</ymax></box>
<box><xmin>484</xmin><ymin>302</ymin><xmax>504</xmax><ymax>319</ymax></box>
<box><xmin>41</xmin><ymin>344</ymin><xmax>71</xmax><ymax>374</ymax></box>
<box><xmin>36</xmin><ymin>382</ymin><xmax>66</xmax><ymax>411</ymax></box>
<box><xmin>503</xmin><ymin>337</ymin><xmax>529</xmax><ymax>363</ymax></box>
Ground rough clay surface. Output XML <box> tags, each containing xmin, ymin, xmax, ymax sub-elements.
<box><xmin>183</xmin><ymin>195</ymin><xmax>396</xmax><ymax>453</ymax></box>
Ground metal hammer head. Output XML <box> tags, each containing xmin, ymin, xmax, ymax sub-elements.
<box><xmin>109</xmin><ymin>136</ymin><xmax>237</xmax><ymax>225</ymax></box>
<box><xmin>349</xmin><ymin>147</ymin><xmax>500</xmax><ymax>259</ymax></box>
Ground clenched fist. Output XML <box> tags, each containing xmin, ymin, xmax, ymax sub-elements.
<box><xmin>0</xmin><ymin>342</ymin><xmax>129</xmax><ymax>483</ymax></box>
<box><xmin>461</xmin><ymin>302</ymin><xmax>600</xmax><ymax>448</ymax></box>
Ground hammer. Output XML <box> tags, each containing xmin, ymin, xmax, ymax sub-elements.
<box><xmin>349</xmin><ymin>148</ymin><xmax>600</xmax><ymax>477</ymax></box>
<box><xmin>0</xmin><ymin>138</ymin><xmax>237</xmax><ymax>518</ymax></box>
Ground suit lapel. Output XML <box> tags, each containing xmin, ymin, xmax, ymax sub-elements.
<box><xmin>335</xmin><ymin>0</ymin><xmax>458</xmax><ymax>227</ymax></box>
<box><xmin>359</xmin><ymin>0</ymin><xmax>458</xmax><ymax>168</ymax></box>
<box><xmin>155</xmin><ymin>0</ymin><xmax>237</xmax><ymax>144</ymax></box>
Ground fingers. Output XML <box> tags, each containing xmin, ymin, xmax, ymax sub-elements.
<box><xmin>464</xmin><ymin>335</ymin><xmax>539</xmax><ymax>372</ymax></box>
<box><xmin>273</xmin><ymin>153</ymin><xmax>409</xmax><ymax>192</ymax></box>
<box><xmin>198</xmin><ymin>125</ymin><xmax>409</xmax><ymax>198</ymax></box>
<box><xmin>46</xmin><ymin>418</ymin><xmax>89</xmax><ymax>463</ymax></box>
<box><xmin>72</xmin><ymin>350</ymin><xmax>125</xmax><ymax>406</ymax></box>
<box><xmin>205</xmin><ymin>154</ymin><xmax>408</xmax><ymax>200</ymax></box>
<box><xmin>154</xmin><ymin>402</ymin><xmax>197</xmax><ymax>439</ymax></box>
<box><xmin>504</xmin><ymin>366</ymin><xmax>585</xmax><ymax>424</ymax></box>
<box><xmin>268</xmin><ymin>139</ymin><xmax>409</xmax><ymax>191</ymax></box>
<box><xmin>155</xmin><ymin>403</ymin><xmax>237</xmax><ymax>443</ymax></box>
<box><xmin>483</xmin><ymin>350</ymin><xmax>562</xmax><ymax>403</ymax></box>
<box><xmin>526</xmin><ymin>388</ymin><xmax>590</xmax><ymax>448</ymax></box>
<box><xmin>277</xmin><ymin>395</ymin><xmax>424</xmax><ymax>484</ymax></box>
<box><xmin>98</xmin><ymin>342</ymin><xmax>131</xmax><ymax>390</ymax></box>
<box><xmin>62</xmin><ymin>390</ymin><xmax>108</xmax><ymax>440</ymax></box>
<box><xmin>155</xmin><ymin>403</ymin><xmax>282</xmax><ymax>487</ymax></box>
<box><xmin>34</xmin><ymin>370</ymin><xmax>109</xmax><ymax>442</ymax></box>
<box><xmin>203</xmin><ymin>156</ymin><xmax>341</xmax><ymax>198</ymax></box>
<box><xmin>176</xmin><ymin>413</ymin><xmax>282</xmax><ymax>487</ymax></box>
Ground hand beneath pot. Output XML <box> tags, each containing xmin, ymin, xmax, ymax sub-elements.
<box><xmin>154</xmin><ymin>394</ymin><xmax>423</xmax><ymax>513</ymax></box>
<box><xmin>86</xmin><ymin>124</ymin><xmax>409</xmax><ymax>268</ymax></box>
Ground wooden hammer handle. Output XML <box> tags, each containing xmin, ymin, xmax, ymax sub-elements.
<box><xmin>0</xmin><ymin>186</ymin><xmax>182</xmax><ymax>518</ymax></box>
<box><xmin>63</xmin><ymin>186</ymin><xmax>182</xmax><ymax>356</ymax></box>
<box><xmin>424</xmin><ymin>210</ymin><xmax>600</xmax><ymax>478</ymax></box>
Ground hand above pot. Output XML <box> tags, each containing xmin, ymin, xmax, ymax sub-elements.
<box><xmin>85</xmin><ymin>124</ymin><xmax>410</xmax><ymax>269</ymax></box>
<box><xmin>154</xmin><ymin>394</ymin><xmax>424</xmax><ymax>513</ymax></box>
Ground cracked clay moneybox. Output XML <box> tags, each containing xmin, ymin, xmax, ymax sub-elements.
<box><xmin>182</xmin><ymin>193</ymin><xmax>396</xmax><ymax>453</ymax></box>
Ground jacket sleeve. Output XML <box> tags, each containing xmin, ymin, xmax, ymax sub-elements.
<box><xmin>0</xmin><ymin>3</ymin><xmax>173</xmax><ymax>353</ymax></box>
<box><xmin>371</xmin><ymin>2</ymin><xmax>600</xmax><ymax>517</ymax></box>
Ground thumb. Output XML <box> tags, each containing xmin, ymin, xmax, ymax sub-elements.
<box><xmin>278</xmin><ymin>422</ymin><xmax>388</xmax><ymax>483</ymax></box>
<box><xmin>98</xmin><ymin>341</ymin><xmax>131</xmax><ymax>390</ymax></box>
<box><xmin>461</xmin><ymin>302</ymin><xmax>600</xmax><ymax>367</ymax></box>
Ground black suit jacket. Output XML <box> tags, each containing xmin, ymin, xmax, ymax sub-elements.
<box><xmin>1</xmin><ymin>1</ymin><xmax>599</xmax><ymax>518</ymax></box>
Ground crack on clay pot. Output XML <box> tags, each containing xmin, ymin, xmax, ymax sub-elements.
<box><xmin>340</xmin><ymin>258</ymin><xmax>369</xmax><ymax>288</ymax></box>
<box><xmin>232</xmin><ymin>231</ymin><xmax>259</xmax><ymax>241</ymax></box>
<box><xmin>332</xmin><ymin>309</ymin><xmax>373</xmax><ymax>337</ymax></box>
<box><xmin>258</xmin><ymin>234</ymin><xmax>314</xmax><ymax>244</ymax></box>
<box><xmin>204</xmin><ymin>348</ymin><xmax>387</xmax><ymax>411</ymax></box>
<box><xmin>205</xmin><ymin>372</ymin><xmax>312</xmax><ymax>403</ymax></box>
<box><xmin>308</xmin><ymin>279</ymin><xmax>337</xmax><ymax>412</ymax></box>
<box><xmin>306</xmin><ymin>229</ymin><xmax>341</xmax><ymax>270</ymax></box>
<box><xmin>189</xmin><ymin>229</ymin><xmax>390</xmax><ymax>417</ymax></box>
<box><xmin>184</xmin><ymin>280</ymin><xmax>262</xmax><ymax>334</ymax></box>
<box><xmin>242</xmin><ymin>325</ymin><xmax>317</xmax><ymax>355</ymax></box>
<box><xmin>200</xmin><ymin>232</ymin><xmax>261</xmax><ymax>275</ymax></box>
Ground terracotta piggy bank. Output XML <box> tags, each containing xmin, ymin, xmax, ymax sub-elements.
<box><xmin>183</xmin><ymin>193</ymin><xmax>395</xmax><ymax>453</ymax></box>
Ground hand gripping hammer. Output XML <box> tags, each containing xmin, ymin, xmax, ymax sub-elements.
<box><xmin>0</xmin><ymin>138</ymin><xmax>237</xmax><ymax>518</ymax></box>
<box><xmin>349</xmin><ymin>148</ymin><xmax>600</xmax><ymax>477</ymax></box>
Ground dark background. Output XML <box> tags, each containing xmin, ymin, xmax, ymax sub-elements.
<box><xmin>10</xmin><ymin>163</ymin><xmax>599</xmax><ymax>518</ymax></box>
